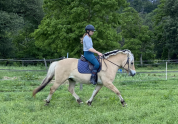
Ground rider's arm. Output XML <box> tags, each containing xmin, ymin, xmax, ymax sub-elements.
<box><xmin>84</xmin><ymin>36</ymin><xmax>102</xmax><ymax>56</ymax></box>
<box><xmin>88</xmin><ymin>48</ymin><xmax>100</xmax><ymax>54</ymax></box>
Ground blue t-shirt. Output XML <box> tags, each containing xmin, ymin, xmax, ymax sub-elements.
<box><xmin>83</xmin><ymin>35</ymin><xmax>93</xmax><ymax>51</ymax></box>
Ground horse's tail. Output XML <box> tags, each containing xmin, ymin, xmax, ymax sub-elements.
<box><xmin>32</xmin><ymin>61</ymin><xmax>58</xmax><ymax>97</ymax></box>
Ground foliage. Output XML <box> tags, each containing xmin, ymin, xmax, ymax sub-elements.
<box><xmin>153</xmin><ymin>0</ymin><xmax>178</xmax><ymax>59</ymax></box>
<box><xmin>1</xmin><ymin>0</ymin><xmax>178</xmax><ymax>61</ymax></box>
<box><xmin>163</xmin><ymin>0</ymin><xmax>178</xmax><ymax>59</ymax></box>
<box><xmin>12</xmin><ymin>0</ymin><xmax>44</xmax><ymax>59</ymax></box>
<box><xmin>120</xmin><ymin>7</ymin><xmax>154</xmax><ymax>61</ymax></box>
<box><xmin>33</xmin><ymin>0</ymin><xmax>128</xmax><ymax>58</ymax></box>
<box><xmin>0</xmin><ymin>6</ymin><xmax>23</xmax><ymax>58</ymax></box>
<box><xmin>127</xmin><ymin>0</ymin><xmax>160</xmax><ymax>13</ymax></box>
<box><xmin>0</xmin><ymin>0</ymin><xmax>44</xmax><ymax>59</ymax></box>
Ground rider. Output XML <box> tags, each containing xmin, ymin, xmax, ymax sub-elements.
<box><xmin>80</xmin><ymin>25</ymin><xmax>103</xmax><ymax>85</ymax></box>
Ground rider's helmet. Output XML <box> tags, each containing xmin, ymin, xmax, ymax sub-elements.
<box><xmin>85</xmin><ymin>25</ymin><xmax>96</xmax><ymax>32</ymax></box>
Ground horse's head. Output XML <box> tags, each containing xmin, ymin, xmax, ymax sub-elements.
<box><xmin>122</xmin><ymin>52</ymin><xmax>136</xmax><ymax>76</ymax></box>
<box><xmin>103</xmin><ymin>49</ymin><xmax>136</xmax><ymax>76</ymax></box>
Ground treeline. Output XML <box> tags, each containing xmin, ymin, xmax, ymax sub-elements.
<box><xmin>0</xmin><ymin>0</ymin><xmax>178</xmax><ymax>62</ymax></box>
<box><xmin>0</xmin><ymin>0</ymin><xmax>44</xmax><ymax>58</ymax></box>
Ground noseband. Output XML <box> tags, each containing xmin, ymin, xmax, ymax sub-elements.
<box><xmin>102</xmin><ymin>54</ymin><xmax>130</xmax><ymax>71</ymax></box>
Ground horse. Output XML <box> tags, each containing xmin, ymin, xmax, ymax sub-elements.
<box><xmin>33</xmin><ymin>49</ymin><xmax>136</xmax><ymax>107</ymax></box>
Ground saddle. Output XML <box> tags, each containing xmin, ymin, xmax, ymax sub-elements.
<box><xmin>78</xmin><ymin>55</ymin><xmax>101</xmax><ymax>74</ymax></box>
<box><xmin>80</xmin><ymin>55</ymin><xmax>95</xmax><ymax>70</ymax></box>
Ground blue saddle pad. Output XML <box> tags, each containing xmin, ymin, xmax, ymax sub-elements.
<box><xmin>78</xmin><ymin>59</ymin><xmax>101</xmax><ymax>74</ymax></box>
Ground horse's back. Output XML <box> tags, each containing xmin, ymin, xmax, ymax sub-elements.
<box><xmin>56</xmin><ymin>58</ymin><xmax>78</xmax><ymax>71</ymax></box>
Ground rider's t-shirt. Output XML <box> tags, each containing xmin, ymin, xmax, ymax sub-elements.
<box><xmin>83</xmin><ymin>35</ymin><xmax>93</xmax><ymax>51</ymax></box>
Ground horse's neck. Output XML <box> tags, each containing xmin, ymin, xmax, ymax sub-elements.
<box><xmin>107</xmin><ymin>53</ymin><xmax>126</xmax><ymax>66</ymax></box>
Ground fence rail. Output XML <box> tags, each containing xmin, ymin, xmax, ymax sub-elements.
<box><xmin>0</xmin><ymin>57</ymin><xmax>64</xmax><ymax>72</ymax></box>
<box><xmin>0</xmin><ymin>58</ymin><xmax>178</xmax><ymax>73</ymax></box>
<box><xmin>0</xmin><ymin>57</ymin><xmax>65</xmax><ymax>62</ymax></box>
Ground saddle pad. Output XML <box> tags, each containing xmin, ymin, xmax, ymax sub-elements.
<box><xmin>78</xmin><ymin>59</ymin><xmax>101</xmax><ymax>74</ymax></box>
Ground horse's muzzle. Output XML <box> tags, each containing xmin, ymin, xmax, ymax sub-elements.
<box><xmin>129</xmin><ymin>70</ymin><xmax>136</xmax><ymax>76</ymax></box>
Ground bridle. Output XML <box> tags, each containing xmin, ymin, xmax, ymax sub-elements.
<box><xmin>101</xmin><ymin>54</ymin><xmax>130</xmax><ymax>72</ymax></box>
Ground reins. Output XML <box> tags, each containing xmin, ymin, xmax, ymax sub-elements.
<box><xmin>100</xmin><ymin>54</ymin><xmax>130</xmax><ymax>72</ymax></box>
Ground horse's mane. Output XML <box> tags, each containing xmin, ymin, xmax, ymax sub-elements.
<box><xmin>103</xmin><ymin>49</ymin><xmax>132</xmax><ymax>59</ymax></box>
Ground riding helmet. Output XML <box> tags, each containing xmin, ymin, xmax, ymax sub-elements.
<box><xmin>85</xmin><ymin>25</ymin><xmax>96</xmax><ymax>32</ymax></box>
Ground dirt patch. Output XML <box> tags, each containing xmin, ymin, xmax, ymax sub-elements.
<box><xmin>3</xmin><ymin>76</ymin><xmax>18</xmax><ymax>80</ymax></box>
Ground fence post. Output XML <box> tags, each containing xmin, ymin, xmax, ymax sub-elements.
<box><xmin>44</xmin><ymin>58</ymin><xmax>48</xmax><ymax>72</ymax></box>
<box><xmin>166</xmin><ymin>62</ymin><xmax>167</xmax><ymax>80</ymax></box>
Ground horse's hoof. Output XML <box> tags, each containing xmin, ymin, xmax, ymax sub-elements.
<box><xmin>121</xmin><ymin>100</ymin><xmax>127</xmax><ymax>107</ymax></box>
<box><xmin>44</xmin><ymin>99</ymin><xmax>50</xmax><ymax>106</ymax></box>
<box><xmin>77</xmin><ymin>98</ymin><xmax>83</xmax><ymax>104</ymax></box>
<box><xmin>86</xmin><ymin>101</ymin><xmax>92</xmax><ymax>106</ymax></box>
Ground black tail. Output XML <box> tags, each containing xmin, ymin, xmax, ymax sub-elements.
<box><xmin>33</xmin><ymin>77</ymin><xmax>53</xmax><ymax>96</ymax></box>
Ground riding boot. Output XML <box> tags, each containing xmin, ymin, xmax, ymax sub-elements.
<box><xmin>90</xmin><ymin>70</ymin><xmax>97</xmax><ymax>85</ymax></box>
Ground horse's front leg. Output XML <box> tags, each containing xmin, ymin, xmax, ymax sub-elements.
<box><xmin>104</xmin><ymin>82</ymin><xmax>127</xmax><ymax>107</ymax></box>
<box><xmin>86</xmin><ymin>84</ymin><xmax>103</xmax><ymax>106</ymax></box>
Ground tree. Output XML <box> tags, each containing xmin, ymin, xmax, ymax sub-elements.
<box><xmin>153</xmin><ymin>0</ymin><xmax>178</xmax><ymax>59</ymax></box>
<box><xmin>11</xmin><ymin>0</ymin><xmax>44</xmax><ymax>58</ymax></box>
<box><xmin>163</xmin><ymin>0</ymin><xmax>178</xmax><ymax>59</ymax></box>
<box><xmin>120</xmin><ymin>7</ymin><xmax>153</xmax><ymax>63</ymax></box>
<box><xmin>0</xmin><ymin>0</ymin><xmax>44</xmax><ymax>59</ymax></box>
<box><xmin>0</xmin><ymin>7</ymin><xmax>23</xmax><ymax>58</ymax></box>
<box><xmin>127</xmin><ymin>0</ymin><xmax>160</xmax><ymax>13</ymax></box>
<box><xmin>33</xmin><ymin>0</ymin><xmax>128</xmax><ymax>58</ymax></box>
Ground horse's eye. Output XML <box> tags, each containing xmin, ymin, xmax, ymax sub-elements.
<box><xmin>131</xmin><ymin>62</ymin><xmax>133</xmax><ymax>65</ymax></box>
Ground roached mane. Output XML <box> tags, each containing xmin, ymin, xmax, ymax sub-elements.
<box><xmin>103</xmin><ymin>49</ymin><xmax>132</xmax><ymax>59</ymax></box>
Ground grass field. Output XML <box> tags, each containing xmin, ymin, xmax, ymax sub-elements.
<box><xmin>0</xmin><ymin>65</ymin><xmax>178</xmax><ymax>124</ymax></box>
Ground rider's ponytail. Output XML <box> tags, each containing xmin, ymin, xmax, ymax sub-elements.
<box><xmin>80</xmin><ymin>33</ymin><xmax>87</xmax><ymax>44</ymax></box>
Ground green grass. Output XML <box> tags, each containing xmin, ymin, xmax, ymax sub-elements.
<box><xmin>1</xmin><ymin>65</ymin><xmax>178</xmax><ymax>124</ymax></box>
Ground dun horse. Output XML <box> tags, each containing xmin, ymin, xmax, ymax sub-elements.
<box><xmin>33</xmin><ymin>50</ymin><xmax>136</xmax><ymax>107</ymax></box>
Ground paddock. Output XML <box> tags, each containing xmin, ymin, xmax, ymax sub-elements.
<box><xmin>0</xmin><ymin>62</ymin><xmax>178</xmax><ymax>123</ymax></box>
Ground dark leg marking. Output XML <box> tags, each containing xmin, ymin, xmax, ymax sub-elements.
<box><xmin>87</xmin><ymin>101</ymin><xmax>92</xmax><ymax>106</ymax></box>
<box><xmin>77</xmin><ymin>98</ymin><xmax>83</xmax><ymax>104</ymax></box>
<box><xmin>121</xmin><ymin>100</ymin><xmax>126</xmax><ymax>107</ymax></box>
<box><xmin>44</xmin><ymin>100</ymin><xmax>50</xmax><ymax>106</ymax></box>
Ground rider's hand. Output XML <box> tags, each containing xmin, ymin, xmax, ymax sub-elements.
<box><xmin>97</xmin><ymin>52</ymin><xmax>103</xmax><ymax>57</ymax></box>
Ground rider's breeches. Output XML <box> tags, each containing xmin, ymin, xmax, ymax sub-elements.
<box><xmin>84</xmin><ymin>51</ymin><xmax>100</xmax><ymax>70</ymax></box>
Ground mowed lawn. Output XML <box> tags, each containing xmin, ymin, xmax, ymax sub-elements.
<box><xmin>0</xmin><ymin>66</ymin><xmax>178</xmax><ymax>124</ymax></box>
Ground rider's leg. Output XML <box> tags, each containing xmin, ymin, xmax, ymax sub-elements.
<box><xmin>90</xmin><ymin>58</ymin><xmax>100</xmax><ymax>85</ymax></box>
<box><xmin>84</xmin><ymin>51</ymin><xmax>100</xmax><ymax>85</ymax></box>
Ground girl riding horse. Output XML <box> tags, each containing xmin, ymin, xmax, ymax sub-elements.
<box><xmin>80</xmin><ymin>25</ymin><xmax>103</xmax><ymax>85</ymax></box>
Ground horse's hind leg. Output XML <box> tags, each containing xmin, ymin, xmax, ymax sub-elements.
<box><xmin>68</xmin><ymin>79</ymin><xmax>83</xmax><ymax>104</ymax></box>
<box><xmin>86</xmin><ymin>84</ymin><xmax>103</xmax><ymax>106</ymax></box>
<box><xmin>45</xmin><ymin>77</ymin><xmax>68</xmax><ymax>105</ymax></box>
<box><xmin>104</xmin><ymin>82</ymin><xmax>127</xmax><ymax>107</ymax></box>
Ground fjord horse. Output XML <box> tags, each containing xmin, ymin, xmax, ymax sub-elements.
<box><xmin>33</xmin><ymin>50</ymin><xmax>136</xmax><ymax>107</ymax></box>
